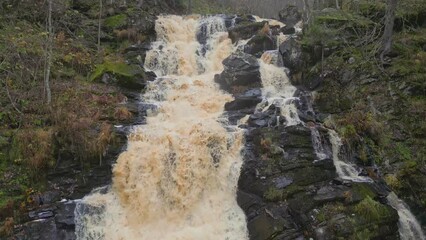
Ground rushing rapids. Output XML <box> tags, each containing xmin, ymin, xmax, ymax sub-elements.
<box><xmin>75</xmin><ymin>15</ymin><xmax>248</xmax><ymax>240</ymax></box>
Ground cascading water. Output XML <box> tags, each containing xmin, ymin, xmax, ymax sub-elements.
<box><xmin>74</xmin><ymin>15</ymin><xmax>248</xmax><ymax>240</ymax></box>
<box><xmin>328</xmin><ymin>130</ymin><xmax>371</xmax><ymax>182</ymax></box>
<box><xmin>387</xmin><ymin>192</ymin><xmax>426</xmax><ymax>240</ymax></box>
<box><xmin>328</xmin><ymin>130</ymin><xmax>425</xmax><ymax>239</ymax></box>
<box><xmin>257</xmin><ymin>50</ymin><xmax>301</xmax><ymax>126</ymax></box>
<box><xmin>311</xmin><ymin>127</ymin><xmax>327</xmax><ymax>161</ymax></box>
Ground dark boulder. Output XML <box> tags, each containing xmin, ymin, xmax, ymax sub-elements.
<box><xmin>215</xmin><ymin>52</ymin><xmax>261</xmax><ymax>91</ymax></box>
<box><xmin>279</xmin><ymin>37</ymin><xmax>303</xmax><ymax>73</ymax></box>
<box><xmin>234</xmin><ymin>15</ymin><xmax>257</xmax><ymax>26</ymax></box>
<box><xmin>280</xmin><ymin>25</ymin><xmax>296</xmax><ymax>35</ymax></box>
<box><xmin>278</xmin><ymin>6</ymin><xmax>302</xmax><ymax>28</ymax></box>
<box><xmin>244</xmin><ymin>34</ymin><xmax>275</xmax><ymax>57</ymax></box>
<box><xmin>14</xmin><ymin>217</ymin><xmax>75</xmax><ymax>240</ymax></box>
<box><xmin>228</xmin><ymin>21</ymin><xmax>268</xmax><ymax>43</ymax></box>
<box><xmin>124</xmin><ymin>43</ymin><xmax>151</xmax><ymax>65</ymax></box>
<box><xmin>224</xmin><ymin>88</ymin><xmax>262</xmax><ymax>111</ymax></box>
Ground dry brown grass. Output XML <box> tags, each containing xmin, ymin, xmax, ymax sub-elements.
<box><xmin>0</xmin><ymin>217</ymin><xmax>14</xmax><ymax>237</ymax></box>
<box><xmin>14</xmin><ymin>128</ymin><xmax>54</xmax><ymax>171</ymax></box>
<box><xmin>51</xmin><ymin>82</ymin><xmax>125</xmax><ymax>165</ymax></box>
<box><xmin>114</xmin><ymin>107</ymin><xmax>133</xmax><ymax>121</ymax></box>
<box><xmin>114</xmin><ymin>28</ymin><xmax>146</xmax><ymax>42</ymax></box>
<box><xmin>94</xmin><ymin>123</ymin><xmax>113</xmax><ymax>165</ymax></box>
<box><xmin>259</xmin><ymin>22</ymin><xmax>271</xmax><ymax>36</ymax></box>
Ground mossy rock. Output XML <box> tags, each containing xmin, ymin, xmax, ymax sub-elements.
<box><xmin>90</xmin><ymin>61</ymin><xmax>146</xmax><ymax>90</ymax></box>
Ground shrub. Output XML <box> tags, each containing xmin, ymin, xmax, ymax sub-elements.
<box><xmin>384</xmin><ymin>174</ymin><xmax>402</xmax><ymax>190</ymax></box>
<box><xmin>0</xmin><ymin>217</ymin><xmax>14</xmax><ymax>237</ymax></box>
<box><xmin>11</xmin><ymin>129</ymin><xmax>54</xmax><ymax>172</ymax></box>
<box><xmin>114</xmin><ymin>107</ymin><xmax>133</xmax><ymax>121</ymax></box>
<box><xmin>354</xmin><ymin>196</ymin><xmax>391</xmax><ymax>222</ymax></box>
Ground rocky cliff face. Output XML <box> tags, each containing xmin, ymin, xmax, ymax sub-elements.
<box><xmin>214</xmin><ymin>11</ymin><xmax>402</xmax><ymax>239</ymax></box>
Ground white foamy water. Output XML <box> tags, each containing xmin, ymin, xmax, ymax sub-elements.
<box><xmin>387</xmin><ymin>193</ymin><xmax>426</xmax><ymax>240</ymax></box>
<box><xmin>253</xmin><ymin>15</ymin><xmax>285</xmax><ymax>28</ymax></box>
<box><xmin>328</xmin><ymin>130</ymin><xmax>372</xmax><ymax>182</ymax></box>
<box><xmin>75</xmin><ymin>15</ymin><xmax>248</xmax><ymax>240</ymax></box>
<box><xmin>257</xmin><ymin>50</ymin><xmax>301</xmax><ymax>126</ymax></box>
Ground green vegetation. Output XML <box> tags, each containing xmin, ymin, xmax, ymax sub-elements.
<box><xmin>315</xmin><ymin>202</ymin><xmax>346</xmax><ymax>222</ymax></box>
<box><xmin>105</xmin><ymin>14</ymin><xmax>128</xmax><ymax>29</ymax></box>
<box><xmin>354</xmin><ymin>196</ymin><xmax>393</xmax><ymax>222</ymax></box>
<box><xmin>0</xmin><ymin>0</ymin><xmax>180</xmax><ymax>232</ymax></box>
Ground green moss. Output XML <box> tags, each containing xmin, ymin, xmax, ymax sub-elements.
<box><xmin>352</xmin><ymin>183</ymin><xmax>376</xmax><ymax>199</ymax></box>
<box><xmin>89</xmin><ymin>61</ymin><xmax>142</xmax><ymax>82</ymax></box>
<box><xmin>316</xmin><ymin>202</ymin><xmax>346</xmax><ymax>223</ymax></box>
<box><xmin>104</xmin><ymin>14</ymin><xmax>127</xmax><ymax>29</ymax></box>
<box><xmin>340</xmin><ymin>124</ymin><xmax>357</xmax><ymax>141</ymax></box>
<box><xmin>264</xmin><ymin>184</ymin><xmax>304</xmax><ymax>202</ymax></box>
<box><xmin>395</xmin><ymin>143</ymin><xmax>412</xmax><ymax>161</ymax></box>
<box><xmin>351</xmin><ymin>228</ymin><xmax>374</xmax><ymax>240</ymax></box>
<box><xmin>354</xmin><ymin>196</ymin><xmax>392</xmax><ymax>222</ymax></box>
<box><xmin>264</xmin><ymin>187</ymin><xmax>283</xmax><ymax>202</ymax></box>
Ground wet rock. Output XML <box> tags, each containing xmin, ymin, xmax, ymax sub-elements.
<box><xmin>244</xmin><ymin>34</ymin><xmax>275</xmax><ymax>57</ymax></box>
<box><xmin>274</xmin><ymin>177</ymin><xmax>293</xmax><ymax>189</ymax></box>
<box><xmin>314</xmin><ymin>186</ymin><xmax>348</xmax><ymax>203</ymax></box>
<box><xmin>228</xmin><ymin>21</ymin><xmax>268</xmax><ymax>43</ymax></box>
<box><xmin>29</xmin><ymin>209</ymin><xmax>55</xmax><ymax>220</ymax></box>
<box><xmin>247</xmin><ymin>107</ymin><xmax>285</xmax><ymax>128</ymax></box>
<box><xmin>124</xmin><ymin>42</ymin><xmax>151</xmax><ymax>65</ymax></box>
<box><xmin>278</xmin><ymin>6</ymin><xmax>302</xmax><ymax>28</ymax></box>
<box><xmin>247</xmin><ymin>210</ymin><xmax>284</xmax><ymax>240</ymax></box>
<box><xmin>237</xmin><ymin>190</ymin><xmax>264</xmax><ymax>221</ymax></box>
<box><xmin>215</xmin><ymin>52</ymin><xmax>261</xmax><ymax>91</ymax></box>
<box><xmin>38</xmin><ymin>190</ymin><xmax>61</xmax><ymax>205</ymax></box>
<box><xmin>279</xmin><ymin>37</ymin><xmax>303</xmax><ymax>73</ymax></box>
<box><xmin>233</xmin><ymin>15</ymin><xmax>257</xmax><ymax>26</ymax></box>
<box><xmin>55</xmin><ymin>201</ymin><xmax>77</xmax><ymax>228</ymax></box>
<box><xmin>224</xmin><ymin>88</ymin><xmax>262</xmax><ymax>111</ymax></box>
<box><xmin>280</xmin><ymin>26</ymin><xmax>296</xmax><ymax>35</ymax></box>
<box><xmin>15</xmin><ymin>217</ymin><xmax>76</xmax><ymax>240</ymax></box>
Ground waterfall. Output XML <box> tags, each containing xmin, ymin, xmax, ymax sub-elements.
<box><xmin>75</xmin><ymin>15</ymin><xmax>248</xmax><ymax>240</ymax></box>
<box><xmin>387</xmin><ymin>192</ymin><xmax>426</xmax><ymax>240</ymax></box>
<box><xmin>257</xmin><ymin>50</ymin><xmax>301</xmax><ymax>126</ymax></box>
<box><xmin>311</xmin><ymin>127</ymin><xmax>327</xmax><ymax>161</ymax></box>
<box><xmin>328</xmin><ymin>130</ymin><xmax>371</xmax><ymax>183</ymax></box>
<box><xmin>328</xmin><ymin>130</ymin><xmax>425</xmax><ymax>239</ymax></box>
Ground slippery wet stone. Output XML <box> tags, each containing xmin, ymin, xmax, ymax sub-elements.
<box><xmin>215</xmin><ymin>52</ymin><xmax>261</xmax><ymax>91</ymax></box>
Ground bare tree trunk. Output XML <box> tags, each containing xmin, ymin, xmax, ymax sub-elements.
<box><xmin>335</xmin><ymin>0</ymin><xmax>340</xmax><ymax>9</ymax></box>
<box><xmin>380</xmin><ymin>0</ymin><xmax>397</xmax><ymax>63</ymax></box>
<box><xmin>44</xmin><ymin>0</ymin><xmax>53</xmax><ymax>105</ymax></box>
<box><xmin>303</xmin><ymin>0</ymin><xmax>312</xmax><ymax>28</ymax></box>
<box><xmin>98</xmin><ymin>0</ymin><xmax>103</xmax><ymax>52</ymax></box>
<box><xmin>188</xmin><ymin>0</ymin><xmax>192</xmax><ymax>13</ymax></box>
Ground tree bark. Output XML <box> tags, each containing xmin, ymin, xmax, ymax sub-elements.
<box><xmin>380</xmin><ymin>0</ymin><xmax>397</xmax><ymax>63</ymax></box>
<box><xmin>44</xmin><ymin>0</ymin><xmax>53</xmax><ymax>105</ymax></box>
<box><xmin>98</xmin><ymin>0</ymin><xmax>103</xmax><ymax>52</ymax></box>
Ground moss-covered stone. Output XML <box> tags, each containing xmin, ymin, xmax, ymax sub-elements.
<box><xmin>105</xmin><ymin>14</ymin><xmax>128</xmax><ymax>29</ymax></box>
<box><xmin>89</xmin><ymin>61</ymin><xmax>146</xmax><ymax>89</ymax></box>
